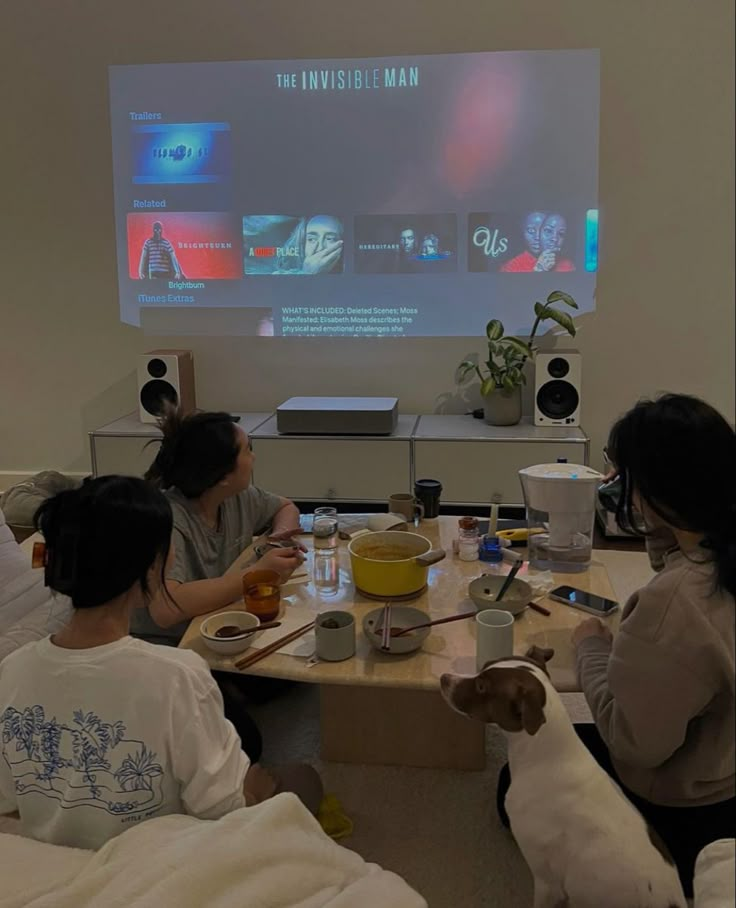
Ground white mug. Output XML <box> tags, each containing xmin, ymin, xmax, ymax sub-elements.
<box><xmin>315</xmin><ymin>611</ymin><xmax>356</xmax><ymax>662</ymax></box>
<box><xmin>476</xmin><ymin>609</ymin><xmax>514</xmax><ymax>671</ymax></box>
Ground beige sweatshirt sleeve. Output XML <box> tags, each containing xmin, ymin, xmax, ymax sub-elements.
<box><xmin>576</xmin><ymin>588</ymin><xmax>714</xmax><ymax>769</ymax></box>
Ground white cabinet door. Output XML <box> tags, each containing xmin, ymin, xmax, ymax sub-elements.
<box><xmin>252</xmin><ymin>439</ymin><xmax>410</xmax><ymax>501</ymax></box>
<box><xmin>414</xmin><ymin>441</ymin><xmax>586</xmax><ymax>505</ymax></box>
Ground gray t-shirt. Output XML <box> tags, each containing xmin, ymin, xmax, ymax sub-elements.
<box><xmin>131</xmin><ymin>485</ymin><xmax>283</xmax><ymax>642</ymax></box>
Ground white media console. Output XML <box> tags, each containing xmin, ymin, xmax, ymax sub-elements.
<box><xmin>89</xmin><ymin>412</ymin><xmax>589</xmax><ymax>507</ymax></box>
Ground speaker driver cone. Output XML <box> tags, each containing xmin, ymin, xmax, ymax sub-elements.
<box><xmin>147</xmin><ymin>358</ymin><xmax>168</xmax><ymax>379</ymax></box>
<box><xmin>140</xmin><ymin>380</ymin><xmax>179</xmax><ymax>417</ymax></box>
<box><xmin>536</xmin><ymin>380</ymin><xmax>579</xmax><ymax>420</ymax></box>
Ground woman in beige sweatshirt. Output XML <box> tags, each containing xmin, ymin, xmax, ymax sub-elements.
<box><xmin>572</xmin><ymin>394</ymin><xmax>735</xmax><ymax>896</ymax></box>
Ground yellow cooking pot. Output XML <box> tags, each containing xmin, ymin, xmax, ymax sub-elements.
<box><xmin>348</xmin><ymin>531</ymin><xmax>446</xmax><ymax>598</ymax></box>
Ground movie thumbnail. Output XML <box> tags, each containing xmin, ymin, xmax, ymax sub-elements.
<box><xmin>243</xmin><ymin>215</ymin><xmax>345</xmax><ymax>275</ymax></box>
<box><xmin>127</xmin><ymin>213</ymin><xmax>241</xmax><ymax>280</ymax></box>
<box><xmin>468</xmin><ymin>211</ymin><xmax>579</xmax><ymax>273</ymax></box>
<box><xmin>354</xmin><ymin>214</ymin><xmax>457</xmax><ymax>274</ymax></box>
<box><xmin>131</xmin><ymin>122</ymin><xmax>231</xmax><ymax>185</ymax></box>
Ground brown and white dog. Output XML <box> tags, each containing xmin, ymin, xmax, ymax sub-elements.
<box><xmin>440</xmin><ymin>648</ymin><xmax>686</xmax><ymax>908</ymax></box>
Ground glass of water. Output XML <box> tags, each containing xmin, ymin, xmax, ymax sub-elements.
<box><xmin>313</xmin><ymin>551</ymin><xmax>340</xmax><ymax>595</ymax></box>
<box><xmin>313</xmin><ymin>506</ymin><xmax>338</xmax><ymax>551</ymax></box>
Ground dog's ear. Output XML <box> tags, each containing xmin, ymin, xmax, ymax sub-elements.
<box><xmin>524</xmin><ymin>645</ymin><xmax>554</xmax><ymax>675</ymax></box>
<box><xmin>519</xmin><ymin>682</ymin><xmax>547</xmax><ymax>735</ymax></box>
<box><xmin>487</xmin><ymin>669</ymin><xmax>547</xmax><ymax>735</ymax></box>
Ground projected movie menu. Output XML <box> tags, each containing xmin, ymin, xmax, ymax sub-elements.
<box><xmin>110</xmin><ymin>51</ymin><xmax>600</xmax><ymax>336</ymax></box>
<box><xmin>127</xmin><ymin>205</ymin><xmax>598</xmax><ymax>281</ymax></box>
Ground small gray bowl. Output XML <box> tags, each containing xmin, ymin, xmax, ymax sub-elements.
<box><xmin>468</xmin><ymin>575</ymin><xmax>533</xmax><ymax>617</ymax></box>
<box><xmin>363</xmin><ymin>605</ymin><xmax>430</xmax><ymax>655</ymax></box>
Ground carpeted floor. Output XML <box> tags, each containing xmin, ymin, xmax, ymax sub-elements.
<box><xmin>249</xmin><ymin>682</ymin><xmax>593</xmax><ymax>908</ymax></box>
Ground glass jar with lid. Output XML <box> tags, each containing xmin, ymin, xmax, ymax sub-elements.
<box><xmin>457</xmin><ymin>516</ymin><xmax>480</xmax><ymax>562</ymax></box>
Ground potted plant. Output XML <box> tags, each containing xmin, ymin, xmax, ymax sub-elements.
<box><xmin>457</xmin><ymin>290</ymin><xmax>578</xmax><ymax>426</ymax></box>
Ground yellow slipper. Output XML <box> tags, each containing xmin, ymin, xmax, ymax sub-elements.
<box><xmin>317</xmin><ymin>794</ymin><xmax>354</xmax><ymax>840</ymax></box>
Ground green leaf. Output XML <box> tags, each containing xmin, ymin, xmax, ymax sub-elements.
<box><xmin>534</xmin><ymin>302</ymin><xmax>548</xmax><ymax>319</ymax></box>
<box><xmin>487</xmin><ymin>341</ymin><xmax>498</xmax><ymax>356</ymax></box>
<box><xmin>485</xmin><ymin>319</ymin><xmax>504</xmax><ymax>341</ymax></box>
<box><xmin>544</xmin><ymin>309</ymin><xmax>577</xmax><ymax>336</ymax></box>
<box><xmin>502</xmin><ymin>336</ymin><xmax>532</xmax><ymax>358</ymax></box>
<box><xmin>502</xmin><ymin>375</ymin><xmax>515</xmax><ymax>392</ymax></box>
<box><xmin>547</xmin><ymin>290</ymin><xmax>578</xmax><ymax>309</ymax></box>
<box><xmin>480</xmin><ymin>377</ymin><xmax>496</xmax><ymax>396</ymax></box>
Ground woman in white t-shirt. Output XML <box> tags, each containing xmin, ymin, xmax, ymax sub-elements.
<box><xmin>0</xmin><ymin>476</ymin><xmax>321</xmax><ymax>850</ymax></box>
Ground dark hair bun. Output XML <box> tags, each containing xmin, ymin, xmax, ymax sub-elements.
<box><xmin>144</xmin><ymin>409</ymin><xmax>241</xmax><ymax>498</ymax></box>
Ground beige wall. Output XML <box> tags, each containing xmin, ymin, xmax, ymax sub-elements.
<box><xmin>1</xmin><ymin>0</ymin><xmax>733</xmax><ymax>478</ymax></box>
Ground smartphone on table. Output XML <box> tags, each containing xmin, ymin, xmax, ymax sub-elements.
<box><xmin>549</xmin><ymin>585</ymin><xmax>619</xmax><ymax>617</ymax></box>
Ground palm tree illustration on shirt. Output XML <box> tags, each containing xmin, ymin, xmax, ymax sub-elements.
<box><xmin>1</xmin><ymin>706</ymin><xmax>165</xmax><ymax>815</ymax></box>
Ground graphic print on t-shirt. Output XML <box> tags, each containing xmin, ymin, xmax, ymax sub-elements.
<box><xmin>1</xmin><ymin>706</ymin><xmax>164</xmax><ymax>816</ymax></box>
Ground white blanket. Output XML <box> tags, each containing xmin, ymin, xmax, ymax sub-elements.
<box><xmin>694</xmin><ymin>839</ymin><xmax>735</xmax><ymax>908</ymax></box>
<box><xmin>0</xmin><ymin>510</ymin><xmax>71</xmax><ymax>663</ymax></box>
<box><xmin>0</xmin><ymin>793</ymin><xmax>426</xmax><ymax>908</ymax></box>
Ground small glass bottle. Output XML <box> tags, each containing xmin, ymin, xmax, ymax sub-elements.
<box><xmin>479</xmin><ymin>534</ymin><xmax>503</xmax><ymax>570</ymax></box>
<box><xmin>457</xmin><ymin>516</ymin><xmax>480</xmax><ymax>562</ymax></box>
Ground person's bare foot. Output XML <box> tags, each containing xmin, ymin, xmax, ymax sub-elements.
<box><xmin>271</xmin><ymin>764</ymin><xmax>323</xmax><ymax>815</ymax></box>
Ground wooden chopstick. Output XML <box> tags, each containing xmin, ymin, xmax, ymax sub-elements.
<box><xmin>234</xmin><ymin>620</ymin><xmax>315</xmax><ymax>670</ymax></box>
<box><xmin>393</xmin><ymin>610</ymin><xmax>477</xmax><ymax>637</ymax></box>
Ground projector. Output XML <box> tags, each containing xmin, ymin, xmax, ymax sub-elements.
<box><xmin>276</xmin><ymin>397</ymin><xmax>399</xmax><ymax>435</ymax></box>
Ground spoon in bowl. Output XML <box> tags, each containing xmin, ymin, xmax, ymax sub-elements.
<box><xmin>391</xmin><ymin>610</ymin><xmax>477</xmax><ymax>638</ymax></box>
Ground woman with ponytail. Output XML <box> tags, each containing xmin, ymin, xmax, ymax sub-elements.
<box><xmin>570</xmin><ymin>393</ymin><xmax>735</xmax><ymax>895</ymax></box>
<box><xmin>0</xmin><ymin>477</ymin><xmax>321</xmax><ymax>850</ymax></box>
<box><xmin>139</xmin><ymin>409</ymin><xmax>313</xmax><ymax>754</ymax></box>
<box><xmin>137</xmin><ymin>409</ymin><xmax>304</xmax><ymax>643</ymax></box>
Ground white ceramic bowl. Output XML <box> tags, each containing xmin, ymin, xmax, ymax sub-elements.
<box><xmin>468</xmin><ymin>576</ymin><xmax>533</xmax><ymax>617</ymax></box>
<box><xmin>200</xmin><ymin>611</ymin><xmax>263</xmax><ymax>656</ymax></box>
